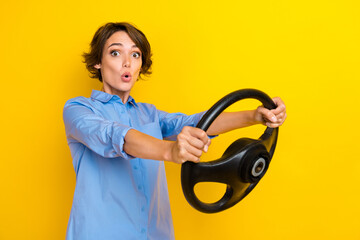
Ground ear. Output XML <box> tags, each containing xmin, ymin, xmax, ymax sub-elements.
<box><xmin>94</xmin><ymin>63</ymin><xmax>101</xmax><ymax>69</ymax></box>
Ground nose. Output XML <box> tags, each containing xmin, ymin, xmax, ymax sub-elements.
<box><xmin>123</xmin><ymin>54</ymin><xmax>131</xmax><ymax>68</ymax></box>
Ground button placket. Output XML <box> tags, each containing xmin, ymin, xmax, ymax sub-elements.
<box><xmin>112</xmin><ymin>101</ymin><xmax>128</xmax><ymax>124</ymax></box>
<box><xmin>137</xmin><ymin>159</ymin><xmax>148</xmax><ymax>237</ymax></box>
<box><xmin>124</xmin><ymin>100</ymin><xmax>148</xmax><ymax>237</ymax></box>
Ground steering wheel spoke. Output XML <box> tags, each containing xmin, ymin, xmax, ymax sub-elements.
<box><xmin>183</xmin><ymin>157</ymin><xmax>239</xmax><ymax>185</ymax></box>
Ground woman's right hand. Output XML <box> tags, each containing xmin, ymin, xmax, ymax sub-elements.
<box><xmin>168</xmin><ymin>126</ymin><xmax>211</xmax><ymax>164</ymax></box>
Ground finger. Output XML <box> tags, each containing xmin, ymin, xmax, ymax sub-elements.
<box><xmin>274</xmin><ymin>112</ymin><xmax>286</xmax><ymax>122</ymax></box>
<box><xmin>276</xmin><ymin>112</ymin><xmax>287</xmax><ymax>123</ymax></box>
<box><xmin>266</xmin><ymin>122</ymin><xmax>282</xmax><ymax>128</ymax></box>
<box><xmin>266</xmin><ymin>113</ymin><xmax>286</xmax><ymax>127</ymax></box>
<box><xmin>272</xmin><ymin>97</ymin><xmax>284</xmax><ymax>106</ymax></box>
<box><xmin>257</xmin><ymin>107</ymin><xmax>277</xmax><ymax>123</ymax></box>
<box><xmin>184</xmin><ymin>142</ymin><xmax>203</xmax><ymax>158</ymax></box>
<box><xmin>180</xmin><ymin>150</ymin><xmax>200</xmax><ymax>163</ymax></box>
<box><xmin>271</xmin><ymin>106</ymin><xmax>286</xmax><ymax>117</ymax></box>
<box><xmin>185</xmin><ymin>128</ymin><xmax>211</xmax><ymax>153</ymax></box>
<box><xmin>279</xmin><ymin>113</ymin><xmax>287</xmax><ymax>123</ymax></box>
<box><xmin>178</xmin><ymin>132</ymin><xmax>205</xmax><ymax>150</ymax></box>
<box><xmin>184</xmin><ymin>126</ymin><xmax>209</xmax><ymax>145</ymax></box>
<box><xmin>271</xmin><ymin>97</ymin><xmax>286</xmax><ymax>115</ymax></box>
<box><xmin>177</xmin><ymin>145</ymin><xmax>200</xmax><ymax>163</ymax></box>
<box><xmin>204</xmin><ymin>138</ymin><xmax>211</xmax><ymax>153</ymax></box>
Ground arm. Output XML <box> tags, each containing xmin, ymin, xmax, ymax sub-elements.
<box><xmin>206</xmin><ymin>97</ymin><xmax>287</xmax><ymax>136</ymax></box>
<box><xmin>124</xmin><ymin>126</ymin><xmax>210</xmax><ymax>164</ymax></box>
<box><xmin>64</xmin><ymin>100</ymin><xmax>209</xmax><ymax>164</ymax></box>
<box><xmin>63</xmin><ymin>99</ymin><xmax>134</xmax><ymax>159</ymax></box>
<box><xmin>124</xmin><ymin>95</ymin><xmax>286</xmax><ymax>164</ymax></box>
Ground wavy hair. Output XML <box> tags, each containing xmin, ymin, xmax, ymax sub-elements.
<box><xmin>83</xmin><ymin>22</ymin><xmax>152</xmax><ymax>82</ymax></box>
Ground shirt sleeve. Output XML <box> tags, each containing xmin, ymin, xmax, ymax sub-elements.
<box><xmin>157</xmin><ymin>110</ymin><xmax>216</xmax><ymax>141</ymax></box>
<box><xmin>63</xmin><ymin>99</ymin><xmax>134</xmax><ymax>159</ymax></box>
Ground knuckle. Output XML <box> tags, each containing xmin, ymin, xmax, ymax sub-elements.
<box><xmin>178</xmin><ymin>133</ymin><xmax>186</xmax><ymax>140</ymax></box>
<box><xmin>267</xmin><ymin>112</ymin><xmax>274</xmax><ymax>118</ymax></box>
<box><xmin>200</xmin><ymin>131</ymin><xmax>207</xmax><ymax>138</ymax></box>
<box><xmin>179</xmin><ymin>149</ymin><xmax>186</xmax><ymax>157</ymax></box>
<box><xmin>178</xmin><ymin>141</ymin><xmax>186</xmax><ymax>149</ymax></box>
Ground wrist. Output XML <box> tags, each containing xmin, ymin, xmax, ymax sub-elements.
<box><xmin>162</xmin><ymin>140</ymin><xmax>174</xmax><ymax>162</ymax></box>
<box><xmin>251</xmin><ymin>109</ymin><xmax>263</xmax><ymax>125</ymax></box>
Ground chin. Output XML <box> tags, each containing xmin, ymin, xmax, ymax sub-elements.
<box><xmin>116</xmin><ymin>83</ymin><xmax>134</xmax><ymax>92</ymax></box>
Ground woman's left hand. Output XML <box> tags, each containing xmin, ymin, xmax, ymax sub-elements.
<box><xmin>254</xmin><ymin>97</ymin><xmax>287</xmax><ymax>128</ymax></box>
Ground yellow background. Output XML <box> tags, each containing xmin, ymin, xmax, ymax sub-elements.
<box><xmin>1</xmin><ymin>0</ymin><xmax>359</xmax><ymax>239</ymax></box>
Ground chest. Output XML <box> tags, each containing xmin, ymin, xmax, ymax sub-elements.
<box><xmin>92</xmin><ymin>102</ymin><xmax>163</xmax><ymax>140</ymax></box>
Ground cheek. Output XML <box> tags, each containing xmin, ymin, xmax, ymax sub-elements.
<box><xmin>136</xmin><ymin>61</ymin><xmax>143</xmax><ymax>73</ymax></box>
<box><xmin>103</xmin><ymin>60</ymin><xmax>120</xmax><ymax>75</ymax></box>
<box><xmin>137</xmin><ymin>66</ymin><xmax>142</xmax><ymax>74</ymax></box>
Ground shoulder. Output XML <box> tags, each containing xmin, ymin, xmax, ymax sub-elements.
<box><xmin>63</xmin><ymin>96</ymin><xmax>96</xmax><ymax>116</ymax></box>
<box><xmin>64</xmin><ymin>96</ymin><xmax>91</xmax><ymax>107</ymax></box>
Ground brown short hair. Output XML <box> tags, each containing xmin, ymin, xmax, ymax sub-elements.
<box><xmin>83</xmin><ymin>22</ymin><xmax>152</xmax><ymax>82</ymax></box>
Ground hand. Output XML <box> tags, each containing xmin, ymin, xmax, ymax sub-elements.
<box><xmin>254</xmin><ymin>97</ymin><xmax>287</xmax><ymax>128</ymax></box>
<box><xmin>169</xmin><ymin>126</ymin><xmax>211</xmax><ymax>164</ymax></box>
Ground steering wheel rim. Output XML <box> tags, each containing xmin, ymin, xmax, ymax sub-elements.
<box><xmin>181</xmin><ymin>89</ymin><xmax>279</xmax><ymax>213</ymax></box>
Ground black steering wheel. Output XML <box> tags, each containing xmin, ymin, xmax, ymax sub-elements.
<box><xmin>181</xmin><ymin>89</ymin><xmax>279</xmax><ymax>213</ymax></box>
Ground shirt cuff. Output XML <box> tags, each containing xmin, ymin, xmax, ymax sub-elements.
<box><xmin>112</xmin><ymin>123</ymin><xmax>136</xmax><ymax>160</ymax></box>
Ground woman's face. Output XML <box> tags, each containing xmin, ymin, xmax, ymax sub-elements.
<box><xmin>94</xmin><ymin>31</ymin><xmax>142</xmax><ymax>101</ymax></box>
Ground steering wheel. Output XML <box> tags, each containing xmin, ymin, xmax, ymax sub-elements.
<box><xmin>181</xmin><ymin>89</ymin><xmax>279</xmax><ymax>213</ymax></box>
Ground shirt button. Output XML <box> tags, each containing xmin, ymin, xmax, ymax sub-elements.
<box><xmin>138</xmin><ymin>185</ymin><xmax>142</xmax><ymax>190</ymax></box>
<box><xmin>133</xmin><ymin>165</ymin><xmax>138</xmax><ymax>170</ymax></box>
<box><xmin>141</xmin><ymin>228</ymin><xmax>146</xmax><ymax>234</ymax></box>
<box><xmin>141</xmin><ymin>206</ymin><xmax>145</xmax><ymax>212</ymax></box>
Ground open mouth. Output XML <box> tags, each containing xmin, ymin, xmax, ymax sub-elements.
<box><xmin>121</xmin><ymin>73</ymin><xmax>132</xmax><ymax>81</ymax></box>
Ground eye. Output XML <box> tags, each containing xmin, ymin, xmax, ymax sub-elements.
<box><xmin>132</xmin><ymin>52</ymin><xmax>141</xmax><ymax>58</ymax></box>
<box><xmin>111</xmin><ymin>50</ymin><xmax>120</xmax><ymax>57</ymax></box>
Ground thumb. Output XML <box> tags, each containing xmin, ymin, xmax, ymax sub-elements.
<box><xmin>203</xmin><ymin>138</ymin><xmax>211</xmax><ymax>153</ymax></box>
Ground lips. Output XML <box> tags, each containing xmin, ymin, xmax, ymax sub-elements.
<box><xmin>121</xmin><ymin>72</ymin><xmax>132</xmax><ymax>82</ymax></box>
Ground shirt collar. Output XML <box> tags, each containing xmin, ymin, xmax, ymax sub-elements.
<box><xmin>90</xmin><ymin>90</ymin><xmax>138</xmax><ymax>106</ymax></box>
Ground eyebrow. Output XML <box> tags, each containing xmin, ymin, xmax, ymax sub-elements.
<box><xmin>107</xmin><ymin>43</ymin><xmax>138</xmax><ymax>49</ymax></box>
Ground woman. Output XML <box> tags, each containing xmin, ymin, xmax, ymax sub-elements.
<box><xmin>63</xmin><ymin>22</ymin><xmax>286</xmax><ymax>240</ymax></box>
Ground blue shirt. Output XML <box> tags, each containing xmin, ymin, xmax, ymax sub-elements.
<box><xmin>63</xmin><ymin>90</ymin><xmax>207</xmax><ymax>240</ymax></box>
